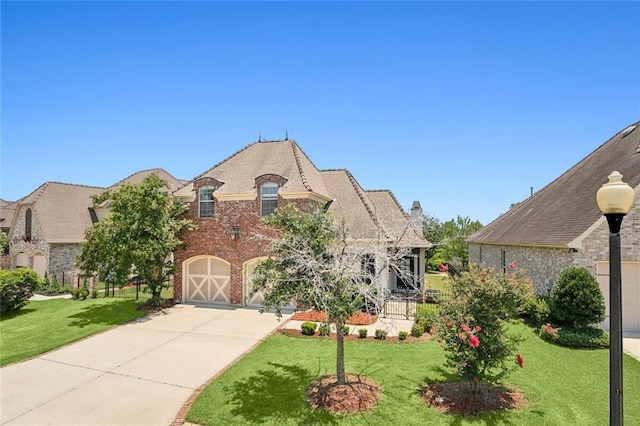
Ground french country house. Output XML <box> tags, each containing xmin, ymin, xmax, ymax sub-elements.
<box><xmin>467</xmin><ymin>121</ymin><xmax>640</xmax><ymax>333</ymax></box>
<box><xmin>172</xmin><ymin>139</ymin><xmax>429</xmax><ymax>307</ymax></box>
<box><xmin>6</xmin><ymin>182</ymin><xmax>104</xmax><ymax>282</ymax></box>
<box><xmin>5</xmin><ymin>168</ymin><xmax>183</xmax><ymax>284</ymax></box>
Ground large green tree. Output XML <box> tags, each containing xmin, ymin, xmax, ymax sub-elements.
<box><xmin>422</xmin><ymin>215</ymin><xmax>482</xmax><ymax>270</ymax></box>
<box><xmin>76</xmin><ymin>175</ymin><xmax>194</xmax><ymax>305</ymax></box>
<box><xmin>252</xmin><ymin>204</ymin><xmax>411</xmax><ymax>385</ymax></box>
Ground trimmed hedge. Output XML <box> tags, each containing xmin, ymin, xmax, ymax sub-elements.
<box><xmin>0</xmin><ymin>269</ymin><xmax>41</xmax><ymax>314</ymax></box>
<box><xmin>540</xmin><ymin>324</ymin><xmax>610</xmax><ymax>349</ymax></box>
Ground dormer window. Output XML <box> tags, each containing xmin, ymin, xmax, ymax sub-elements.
<box><xmin>261</xmin><ymin>183</ymin><xmax>278</xmax><ymax>217</ymax></box>
<box><xmin>199</xmin><ymin>187</ymin><xmax>215</xmax><ymax>217</ymax></box>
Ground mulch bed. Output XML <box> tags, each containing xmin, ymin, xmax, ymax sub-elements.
<box><xmin>291</xmin><ymin>310</ymin><xmax>378</xmax><ymax>325</ymax></box>
<box><xmin>138</xmin><ymin>299</ymin><xmax>175</xmax><ymax>312</ymax></box>
<box><xmin>280</xmin><ymin>328</ymin><xmax>431</xmax><ymax>343</ymax></box>
<box><xmin>307</xmin><ymin>374</ymin><xmax>381</xmax><ymax>414</ymax></box>
<box><xmin>420</xmin><ymin>381</ymin><xmax>527</xmax><ymax>416</ymax></box>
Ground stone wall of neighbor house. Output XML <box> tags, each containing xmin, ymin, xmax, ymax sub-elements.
<box><xmin>573</xmin><ymin>198</ymin><xmax>640</xmax><ymax>273</ymax></box>
<box><xmin>468</xmin><ymin>244</ymin><xmax>573</xmax><ymax>295</ymax></box>
<box><xmin>8</xmin><ymin>206</ymin><xmax>49</xmax><ymax>270</ymax></box>
<box><xmin>49</xmin><ymin>243</ymin><xmax>83</xmax><ymax>285</ymax></box>
<box><xmin>174</xmin><ymin>196</ymin><xmax>320</xmax><ymax>304</ymax></box>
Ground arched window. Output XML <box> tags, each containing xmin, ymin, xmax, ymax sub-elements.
<box><xmin>260</xmin><ymin>183</ymin><xmax>278</xmax><ymax>217</ymax></box>
<box><xmin>25</xmin><ymin>208</ymin><xmax>32</xmax><ymax>241</ymax></box>
<box><xmin>199</xmin><ymin>187</ymin><xmax>214</xmax><ymax>217</ymax></box>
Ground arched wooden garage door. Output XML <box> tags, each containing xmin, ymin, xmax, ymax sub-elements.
<box><xmin>243</xmin><ymin>257</ymin><xmax>296</xmax><ymax>310</ymax></box>
<box><xmin>597</xmin><ymin>261</ymin><xmax>640</xmax><ymax>333</ymax></box>
<box><xmin>183</xmin><ymin>256</ymin><xmax>231</xmax><ymax>304</ymax></box>
<box><xmin>243</xmin><ymin>257</ymin><xmax>267</xmax><ymax>308</ymax></box>
<box><xmin>32</xmin><ymin>254</ymin><xmax>46</xmax><ymax>278</ymax></box>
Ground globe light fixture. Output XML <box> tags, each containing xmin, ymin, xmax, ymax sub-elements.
<box><xmin>596</xmin><ymin>171</ymin><xmax>635</xmax><ymax>426</ymax></box>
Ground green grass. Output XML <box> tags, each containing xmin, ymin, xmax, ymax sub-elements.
<box><xmin>0</xmin><ymin>298</ymin><xmax>147</xmax><ymax>366</ymax></box>
<box><xmin>94</xmin><ymin>282</ymin><xmax>174</xmax><ymax>300</ymax></box>
<box><xmin>187</xmin><ymin>322</ymin><xmax>640</xmax><ymax>425</ymax></box>
<box><xmin>424</xmin><ymin>273</ymin><xmax>448</xmax><ymax>291</ymax></box>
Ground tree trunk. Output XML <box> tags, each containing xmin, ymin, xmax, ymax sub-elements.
<box><xmin>336</xmin><ymin>319</ymin><xmax>346</xmax><ymax>384</ymax></box>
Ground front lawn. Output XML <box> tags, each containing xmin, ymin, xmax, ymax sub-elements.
<box><xmin>187</xmin><ymin>321</ymin><xmax>640</xmax><ymax>425</ymax></box>
<box><xmin>0</xmin><ymin>298</ymin><xmax>147</xmax><ymax>366</ymax></box>
<box><xmin>424</xmin><ymin>273</ymin><xmax>448</xmax><ymax>291</ymax></box>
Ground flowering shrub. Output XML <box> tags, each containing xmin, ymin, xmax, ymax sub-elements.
<box><xmin>539</xmin><ymin>323</ymin><xmax>561</xmax><ymax>342</ymax></box>
<box><xmin>436</xmin><ymin>265</ymin><xmax>534</xmax><ymax>393</ymax></box>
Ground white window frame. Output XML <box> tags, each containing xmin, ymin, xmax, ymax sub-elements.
<box><xmin>199</xmin><ymin>187</ymin><xmax>215</xmax><ymax>218</ymax></box>
<box><xmin>260</xmin><ymin>183</ymin><xmax>278</xmax><ymax>217</ymax></box>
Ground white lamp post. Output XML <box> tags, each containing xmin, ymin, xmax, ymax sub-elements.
<box><xmin>596</xmin><ymin>171</ymin><xmax>635</xmax><ymax>426</ymax></box>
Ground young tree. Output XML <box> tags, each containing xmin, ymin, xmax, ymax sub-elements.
<box><xmin>76</xmin><ymin>175</ymin><xmax>194</xmax><ymax>306</ymax></box>
<box><xmin>436</xmin><ymin>264</ymin><xmax>534</xmax><ymax>393</ymax></box>
<box><xmin>251</xmin><ymin>203</ymin><xmax>412</xmax><ymax>385</ymax></box>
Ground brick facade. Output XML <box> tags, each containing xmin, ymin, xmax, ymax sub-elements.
<box><xmin>174</xmin><ymin>193</ymin><xmax>319</xmax><ymax>304</ymax></box>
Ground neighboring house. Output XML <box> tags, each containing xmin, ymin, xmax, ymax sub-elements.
<box><xmin>94</xmin><ymin>168</ymin><xmax>187</xmax><ymax>221</ymax></box>
<box><xmin>6</xmin><ymin>168</ymin><xmax>183</xmax><ymax>283</ymax></box>
<box><xmin>467</xmin><ymin>121</ymin><xmax>640</xmax><ymax>333</ymax></box>
<box><xmin>173</xmin><ymin>139</ymin><xmax>429</xmax><ymax>307</ymax></box>
<box><xmin>7</xmin><ymin>182</ymin><xmax>104</xmax><ymax>283</ymax></box>
<box><xmin>0</xmin><ymin>199</ymin><xmax>20</xmax><ymax>269</ymax></box>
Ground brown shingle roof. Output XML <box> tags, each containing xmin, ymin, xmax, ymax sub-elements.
<box><xmin>320</xmin><ymin>169</ymin><xmax>380</xmax><ymax>239</ymax></box>
<box><xmin>0</xmin><ymin>199</ymin><xmax>19</xmax><ymax>232</ymax></box>
<box><xmin>468</xmin><ymin>121</ymin><xmax>640</xmax><ymax>247</ymax></box>
<box><xmin>366</xmin><ymin>190</ymin><xmax>430</xmax><ymax>247</ymax></box>
<box><xmin>320</xmin><ymin>170</ymin><xmax>429</xmax><ymax>246</ymax></box>
<box><xmin>111</xmin><ymin>168</ymin><xmax>184</xmax><ymax>192</ymax></box>
<box><xmin>13</xmin><ymin>182</ymin><xmax>104</xmax><ymax>243</ymax></box>
<box><xmin>174</xmin><ymin>140</ymin><xmax>330</xmax><ymax>198</ymax></box>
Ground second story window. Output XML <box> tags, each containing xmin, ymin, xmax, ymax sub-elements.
<box><xmin>261</xmin><ymin>183</ymin><xmax>278</xmax><ymax>217</ymax></box>
<box><xmin>199</xmin><ymin>187</ymin><xmax>214</xmax><ymax>217</ymax></box>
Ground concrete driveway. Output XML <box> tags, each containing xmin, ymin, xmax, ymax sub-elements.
<box><xmin>1</xmin><ymin>304</ymin><xmax>290</xmax><ymax>425</ymax></box>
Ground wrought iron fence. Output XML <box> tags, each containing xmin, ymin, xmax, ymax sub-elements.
<box><xmin>381</xmin><ymin>289</ymin><xmax>452</xmax><ymax>319</ymax></box>
<box><xmin>97</xmin><ymin>279</ymin><xmax>174</xmax><ymax>300</ymax></box>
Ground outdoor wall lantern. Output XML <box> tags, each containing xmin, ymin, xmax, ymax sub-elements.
<box><xmin>596</xmin><ymin>170</ymin><xmax>635</xmax><ymax>426</ymax></box>
<box><xmin>230</xmin><ymin>227</ymin><xmax>240</xmax><ymax>240</ymax></box>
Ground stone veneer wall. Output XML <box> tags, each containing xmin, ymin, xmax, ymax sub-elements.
<box><xmin>8</xmin><ymin>206</ymin><xmax>49</xmax><ymax>270</ymax></box>
<box><xmin>469</xmin><ymin>191</ymin><xmax>640</xmax><ymax>295</ymax></box>
<box><xmin>572</xmin><ymin>197</ymin><xmax>640</xmax><ymax>274</ymax></box>
<box><xmin>468</xmin><ymin>243</ymin><xmax>573</xmax><ymax>295</ymax></box>
<box><xmin>49</xmin><ymin>243</ymin><xmax>83</xmax><ymax>285</ymax></box>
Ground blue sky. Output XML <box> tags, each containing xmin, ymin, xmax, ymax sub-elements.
<box><xmin>2</xmin><ymin>1</ymin><xmax>639</xmax><ymax>225</ymax></box>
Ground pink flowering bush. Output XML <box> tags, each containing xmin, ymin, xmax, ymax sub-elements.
<box><xmin>436</xmin><ymin>265</ymin><xmax>534</xmax><ymax>394</ymax></box>
<box><xmin>539</xmin><ymin>322</ymin><xmax>561</xmax><ymax>342</ymax></box>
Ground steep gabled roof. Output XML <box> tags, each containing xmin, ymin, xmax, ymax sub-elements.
<box><xmin>468</xmin><ymin>121</ymin><xmax>640</xmax><ymax>247</ymax></box>
<box><xmin>0</xmin><ymin>199</ymin><xmax>20</xmax><ymax>232</ymax></box>
<box><xmin>320</xmin><ymin>169</ymin><xmax>381</xmax><ymax>239</ymax></box>
<box><xmin>174</xmin><ymin>140</ymin><xmax>330</xmax><ymax>198</ymax></box>
<box><xmin>111</xmin><ymin>168</ymin><xmax>184</xmax><ymax>192</ymax></box>
<box><xmin>11</xmin><ymin>182</ymin><xmax>104</xmax><ymax>243</ymax></box>
<box><xmin>366</xmin><ymin>190</ymin><xmax>429</xmax><ymax>247</ymax></box>
<box><xmin>320</xmin><ymin>169</ymin><xmax>429</xmax><ymax>246</ymax></box>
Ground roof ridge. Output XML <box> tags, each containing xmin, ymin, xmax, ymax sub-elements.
<box><xmin>290</xmin><ymin>141</ymin><xmax>312</xmax><ymax>191</ymax></box>
<box><xmin>342</xmin><ymin>169</ymin><xmax>384</xmax><ymax>234</ymax></box>
<box><xmin>188</xmin><ymin>141</ymin><xmax>258</xmax><ymax>183</ymax></box>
